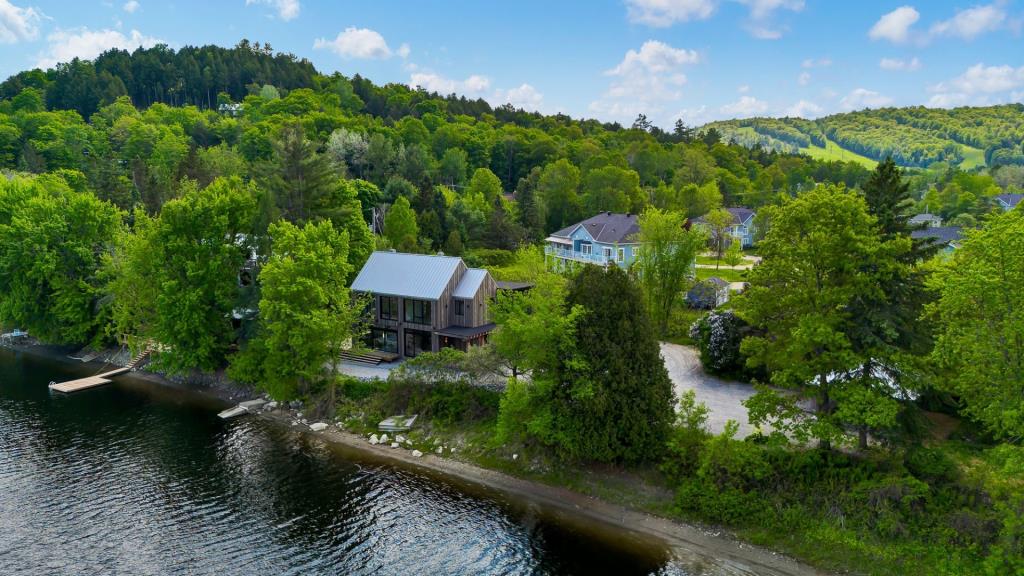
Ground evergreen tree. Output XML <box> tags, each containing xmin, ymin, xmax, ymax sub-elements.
<box><xmin>552</xmin><ymin>265</ymin><xmax>675</xmax><ymax>463</ymax></box>
<box><xmin>384</xmin><ymin>196</ymin><xmax>419</xmax><ymax>252</ymax></box>
<box><xmin>515</xmin><ymin>167</ymin><xmax>545</xmax><ymax>241</ymax></box>
<box><xmin>258</xmin><ymin>121</ymin><xmax>339</xmax><ymax>224</ymax></box>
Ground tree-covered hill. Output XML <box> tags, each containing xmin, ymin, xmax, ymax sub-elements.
<box><xmin>705</xmin><ymin>104</ymin><xmax>1024</xmax><ymax>169</ymax></box>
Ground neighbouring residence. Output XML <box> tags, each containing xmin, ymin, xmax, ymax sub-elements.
<box><xmin>911</xmin><ymin>226</ymin><xmax>963</xmax><ymax>253</ymax></box>
<box><xmin>544</xmin><ymin>212</ymin><xmax>640</xmax><ymax>269</ymax></box>
<box><xmin>995</xmin><ymin>193</ymin><xmax>1023</xmax><ymax>212</ymax></box>
<box><xmin>693</xmin><ymin>207</ymin><xmax>757</xmax><ymax>248</ymax></box>
<box><xmin>909</xmin><ymin>213</ymin><xmax>943</xmax><ymax>228</ymax></box>
<box><xmin>218</xmin><ymin>102</ymin><xmax>243</xmax><ymax>116</ymax></box>
<box><xmin>686</xmin><ymin>277</ymin><xmax>730</xmax><ymax>309</ymax></box>
<box><xmin>351</xmin><ymin>251</ymin><xmax>497</xmax><ymax>358</ymax></box>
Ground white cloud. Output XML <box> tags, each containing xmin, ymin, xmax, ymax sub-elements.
<box><xmin>36</xmin><ymin>28</ymin><xmax>162</xmax><ymax>69</ymax></box>
<box><xmin>930</xmin><ymin>63</ymin><xmax>1024</xmax><ymax>96</ymax></box>
<box><xmin>719</xmin><ymin>95</ymin><xmax>769</xmax><ymax>117</ymax></box>
<box><xmin>798</xmin><ymin>71</ymin><xmax>810</xmax><ymax>85</ymax></box>
<box><xmin>396</xmin><ymin>42</ymin><xmax>410</xmax><ymax>58</ymax></box>
<box><xmin>625</xmin><ymin>0</ymin><xmax>716</xmax><ymax>26</ymax></box>
<box><xmin>607</xmin><ymin>40</ymin><xmax>699</xmax><ymax>76</ymax></box>
<box><xmin>930</xmin><ymin>2</ymin><xmax>1006</xmax><ymax>40</ymax></box>
<box><xmin>0</xmin><ymin>0</ymin><xmax>41</xmax><ymax>43</ymax></box>
<box><xmin>672</xmin><ymin>105</ymin><xmax>712</xmax><ymax>126</ymax></box>
<box><xmin>491</xmin><ymin>83</ymin><xmax>544</xmax><ymax>111</ymax></box>
<box><xmin>801</xmin><ymin>57</ymin><xmax>831</xmax><ymax>68</ymax></box>
<box><xmin>589</xmin><ymin>40</ymin><xmax>700</xmax><ymax>123</ymax></box>
<box><xmin>839</xmin><ymin>88</ymin><xmax>894</xmax><ymax>110</ymax></box>
<box><xmin>122</xmin><ymin>1</ymin><xmax>139</xmax><ymax>13</ymax></box>
<box><xmin>784</xmin><ymin>99</ymin><xmax>824</xmax><ymax>118</ymax></box>
<box><xmin>927</xmin><ymin>92</ymin><xmax>970</xmax><ymax>108</ymax></box>
<box><xmin>245</xmin><ymin>0</ymin><xmax>299</xmax><ymax>22</ymax></box>
<box><xmin>314</xmin><ymin>27</ymin><xmax>394</xmax><ymax>59</ymax></box>
<box><xmin>737</xmin><ymin>84</ymin><xmax>750</xmax><ymax>93</ymax></box>
<box><xmin>737</xmin><ymin>0</ymin><xmax>804</xmax><ymax>38</ymax></box>
<box><xmin>409</xmin><ymin>72</ymin><xmax>491</xmax><ymax>95</ymax></box>
<box><xmin>868</xmin><ymin>6</ymin><xmax>920</xmax><ymax>43</ymax></box>
<box><xmin>879</xmin><ymin>56</ymin><xmax>921</xmax><ymax>71</ymax></box>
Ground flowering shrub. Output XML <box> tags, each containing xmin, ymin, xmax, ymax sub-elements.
<box><xmin>690</xmin><ymin>310</ymin><xmax>745</xmax><ymax>374</ymax></box>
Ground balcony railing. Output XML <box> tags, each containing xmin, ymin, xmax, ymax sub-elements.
<box><xmin>545</xmin><ymin>245</ymin><xmax>621</xmax><ymax>266</ymax></box>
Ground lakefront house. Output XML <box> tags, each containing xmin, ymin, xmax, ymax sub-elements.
<box><xmin>544</xmin><ymin>212</ymin><xmax>641</xmax><ymax>269</ymax></box>
<box><xmin>351</xmin><ymin>251</ymin><xmax>497</xmax><ymax>358</ymax></box>
<box><xmin>692</xmin><ymin>207</ymin><xmax>757</xmax><ymax>248</ymax></box>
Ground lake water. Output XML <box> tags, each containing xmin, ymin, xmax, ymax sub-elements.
<box><xmin>0</xmin><ymin>349</ymin><xmax>767</xmax><ymax>575</ymax></box>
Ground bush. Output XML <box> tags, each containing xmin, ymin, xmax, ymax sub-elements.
<box><xmin>689</xmin><ymin>309</ymin><xmax>747</xmax><ymax>375</ymax></box>
<box><xmin>661</xmin><ymin>390</ymin><xmax>710</xmax><ymax>481</ymax></box>
<box><xmin>905</xmin><ymin>447</ymin><xmax>958</xmax><ymax>483</ymax></box>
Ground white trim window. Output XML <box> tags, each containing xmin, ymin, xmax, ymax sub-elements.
<box><xmin>603</xmin><ymin>247</ymin><xmax>613</xmax><ymax>260</ymax></box>
<box><xmin>617</xmin><ymin>247</ymin><xmax>625</xmax><ymax>261</ymax></box>
<box><xmin>581</xmin><ymin>243</ymin><xmax>593</xmax><ymax>255</ymax></box>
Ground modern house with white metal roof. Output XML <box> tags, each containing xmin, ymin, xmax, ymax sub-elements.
<box><xmin>350</xmin><ymin>251</ymin><xmax>497</xmax><ymax>358</ymax></box>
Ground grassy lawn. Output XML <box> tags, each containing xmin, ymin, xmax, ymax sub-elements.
<box><xmin>696</xmin><ymin>267</ymin><xmax>749</xmax><ymax>283</ymax></box>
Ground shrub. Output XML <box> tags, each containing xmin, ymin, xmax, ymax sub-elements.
<box><xmin>661</xmin><ymin>390</ymin><xmax>710</xmax><ymax>481</ymax></box>
<box><xmin>689</xmin><ymin>309</ymin><xmax>746</xmax><ymax>375</ymax></box>
<box><xmin>905</xmin><ymin>447</ymin><xmax>958</xmax><ymax>483</ymax></box>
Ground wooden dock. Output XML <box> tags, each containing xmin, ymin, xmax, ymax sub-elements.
<box><xmin>48</xmin><ymin>348</ymin><xmax>150</xmax><ymax>393</ymax></box>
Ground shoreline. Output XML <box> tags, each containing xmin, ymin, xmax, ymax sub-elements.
<box><xmin>8</xmin><ymin>343</ymin><xmax>824</xmax><ymax>576</ymax></box>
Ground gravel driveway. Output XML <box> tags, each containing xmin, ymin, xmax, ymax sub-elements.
<box><xmin>660</xmin><ymin>342</ymin><xmax>761</xmax><ymax>437</ymax></box>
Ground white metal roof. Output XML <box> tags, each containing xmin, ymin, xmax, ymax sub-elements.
<box><xmin>453</xmin><ymin>268</ymin><xmax>488</xmax><ymax>299</ymax></box>
<box><xmin>351</xmin><ymin>251</ymin><xmax>463</xmax><ymax>300</ymax></box>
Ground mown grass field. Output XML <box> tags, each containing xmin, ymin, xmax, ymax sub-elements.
<box><xmin>799</xmin><ymin>137</ymin><xmax>878</xmax><ymax>168</ymax></box>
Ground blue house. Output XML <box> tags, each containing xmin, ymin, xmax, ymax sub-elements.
<box><xmin>693</xmin><ymin>207</ymin><xmax>757</xmax><ymax>248</ymax></box>
<box><xmin>544</xmin><ymin>212</ymin><xmax>640</xmax><ymax>269</ymax></box>
<box><xmin>995</xmin><ymin>193</ymin><xmax>1022</xmax><ymax>212</ymax></box>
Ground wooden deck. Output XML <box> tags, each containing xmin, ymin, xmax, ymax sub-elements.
<box><xmin>48</xmin><ymin>348</ymin><xmax>151</xmax><ymax>393</ymax></box>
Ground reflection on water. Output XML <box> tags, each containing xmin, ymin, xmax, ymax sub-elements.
<box><xmin>0</xmin><ymin>349</ymin><xmax>727</xmax><ymax>575</ymax></box>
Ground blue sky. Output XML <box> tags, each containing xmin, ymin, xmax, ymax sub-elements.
<box><xmin>1</xmin><ymin>0</ymin><xmax>1022</xmax><ymax>127</ymax></box>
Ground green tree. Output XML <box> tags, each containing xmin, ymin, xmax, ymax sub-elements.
<box><xmin>738</xmin><ymin>185</ymin><xmax>910</xmax><ymax>449</ymax></box>
<box><xmin>538</xmin><ymin>158</ymin><xmax>581</xmax><ymax>232</ymax></box>
<box><xmin>467</xmin><ymin>167</ymin><xmax>503</xmax><ymax>205</ymax></box>
<box><xmin>149</xmin><ymin>177</ymin><xmax>258</xmax><ymax>372</ymax></box>
<box><xmin>0</xmin><ymin>174</ymin><xmax>123</xmax><ymax>344</ymax></box>
<box><xmin>231</xmin><ymin>219</ymin><xmax>361</xmax><ymax>404</ymax></box>
<box><xmin>723</xmin><ymin>238</ymin><xmax>743</xmax><ymax>268</ymax></box>
<box><xmin>679</xmin><ymin>181</ymin><xmax>722</xmax><ymax>219</ymax></box>
<box><xmin>555</xmin><ymin>265</ymin><xmax>675</xmax><ymax>462</ymax></box>
<box><xmin>582</xmin><ymin>165</ymin><xmax>642</xmax><ymax>214</ymax></box>
<box><xmin>633</xmin><ymin>207</ymin><xmax>705</xmax><ymax>336</ymax></box>
<box><xmin>384</xmin><ymin>195</ymin><xmax>419</xmax><ymax>252</ymax></box>
<box><xmin>438</xmin><ymin>147</ymin><xmax>468</xmax><ymax>186</ymax></box>
<box><xmin>259</xmin><ymin>121</ymin><xmax>344</xmax><ymax>224</ymax></box>
<box><xmin>491</xmin><ymin>272</ymin><xmax>580</xmax><ymax>379</ymax></box>
<box><xmin>928</xmin><ymin>209</ymin><xmax>1024</xmax><ymax>440</ymax></box>
<box><xmin>703</xmin><ymin>207</ymin><xmax>734</xmax><ymax>263</ymax></box>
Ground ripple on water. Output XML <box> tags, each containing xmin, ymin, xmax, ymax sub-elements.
<box><xmin>0</xmin><ymin>353</ymin><xmax>728</xmax><ymax>576</ymax></box>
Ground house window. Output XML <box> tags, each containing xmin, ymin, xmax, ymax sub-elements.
<box><xmin>581</xmin><ymin>243</ymin><xmax>592</xmax><ymax>255</ymax></box>
<box><xmin>369</xmin><ymin>328</ymin><xmax>398</xmax><ymax>354</ymax></box>
<box><xmin>618</xmin><ymin>248</ymin><xmax>625</xmax><ymax>261</ymax></box>
<box><xmin>404</xmin><ymin>329</ymin><xmax>432</xmax><ymax>358</ymax></box>
<box><xmin>603</xmin><ymin>247</ymin><xmax>613</xmax><ymax>260</ymax></box>
<box><xmin>379</xmin><ymin>296</ymin><xmax>399</xmax><ymax>321</ymax></box>
<box><xmin>404</xmin><ymin>299</ymin><xmax>432</xmax><ymax>325</ymax></box>
<box><xmin>454</xmin><ymin>299</ymin><xmax>465</xmax><ymax>316</ymax></box>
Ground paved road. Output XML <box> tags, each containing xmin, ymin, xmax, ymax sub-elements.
<box><xmin>660</xmin><ymin>342</ymin><xmax>761</xmax><ymax>437</ymax></box>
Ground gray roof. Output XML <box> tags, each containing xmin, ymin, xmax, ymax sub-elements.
<box><xmin>911</xmin><ymin>226</ymin><xmax>962</xmax><ymax>245</ymax></box>
<box><xmin>909</xmin><ymin>213</ymin><xmax>941</xmax><ymax>224</ymax></box>
<box><xmin>996</xmin><ymin>193</ymin><xmax>1023</xmax><ymax>208</ymax></box>
<box><xmin>550</xmin><ymin>212</ymin><xmax>640</xmax><ymax>244</ymax></box>
<box><xmin>453</xmin><ymin>268</ymin><xmax>488</xmax><ymax>299</ymax></box>
<box><xmin>351</xmin><ymin>251</ymin><xmax>463</xmax><ymax>300</ymax></box>
<box><xmin>693</xmin><ymin>207</ymin><xmax>756</xmax><ymax>226</ymax></box>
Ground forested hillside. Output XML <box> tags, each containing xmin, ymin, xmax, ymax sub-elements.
<box><xmin>706</xmin><ymin>104</ymin><xmax>1024</xmax><ymax>169</ymax></box>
